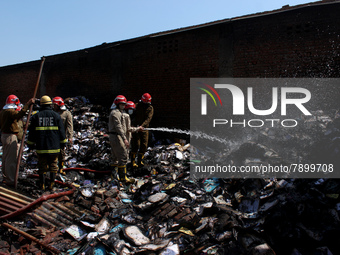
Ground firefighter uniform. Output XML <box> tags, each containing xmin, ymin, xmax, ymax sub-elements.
<box><xmin>53</xmin><ymin>97</ymin><xmax>74</xmax><ymax>171</ymax></box>
<box><xmin>131</xmin><ymin>94</ymin><xmax>154</xmax><ymax>167</ymax></box>
<box><xmin>0</xmin><ymin>96</ymin><xmax>32</xmax><ymax>186</ymax></box>
<box><xmin>109</xmin><ymin>108</ymin><xmax>128</xmax><ymax>166</ymax></box>
<box><xmin>123</xmin><ymin>112</ymin><xmax>140</xmax><ymax>143</ymax></box>
<box><xmin>27</xmin><ymin>95</ymin><xmax>66</xmax><ymax>190</ymax></box>
<box><xmin>109</xmin><ymin>95</ymin><xmax>134</xmax><ymax>183</ymax></box>
<box><xmin>60</xmin><ymin>110</ymin><xmax>73</xmax><ymax>143</ymax></box>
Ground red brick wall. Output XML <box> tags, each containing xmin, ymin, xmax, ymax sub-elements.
<box><xmin>0</xmin><ymin>61</ymin><xmax>40</xmax><ymax>105</ymax></box>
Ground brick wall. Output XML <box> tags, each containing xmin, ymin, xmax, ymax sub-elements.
<box><xmin>0</xmin><ymin>1</ymin><xmax>339</xmax><ymax>140</ymax></box>
<box><xmin>0</xmin><ymin>61</ymin><xmax>40</xmax><ymax>106</ymax></box>
<box><xmin>232</xmin><ymin>4</ymin><xmax>340</xmax><ymax>78</ymax></box>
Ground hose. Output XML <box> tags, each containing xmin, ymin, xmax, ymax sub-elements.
<box><xmin>62</xmin><ymin>167</ymin><xmax>111</xmax><ymax>174</ymax></box>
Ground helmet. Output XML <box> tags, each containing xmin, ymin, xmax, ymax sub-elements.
<box><xmin>40</xmin><ymin>95</ymin><xmax>52</xmax><ymax>105</ymax></box>
<box><xmin>125</xmin><ymin>101</ymin><xmax>136</xmax><ymax>110</ymax></box>
<box><xmin>53</xmin><ymin>96</ymin><xmax>66</xmax><ymax>110</ymax></box>
<box><xmin>6</xmin><ymin>95</ymin><xmax>20</xmax><ymax>105</ymax></box>
<box><xmin>141</xmin><ymin>93</ymin><xmax>152</xmax><ymax>104</ymax></box>
<box><xmin>114</xmin><ymin>95</ymin><xmax>127</xmax><ymax>105</ymax></box>
<box><xmin>3</xmin><ymin>95</ymin><xmax>20</xmax><ymax>110</ymax></box>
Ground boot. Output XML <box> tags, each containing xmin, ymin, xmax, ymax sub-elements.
<box><xmin>39</xmin><ymin>173</ymin><xmax>46</xmax><ymax>191</ymax></box>
<box><xmin>110</xmin><ymin>164</ymin><xmax>118</xmax><ymax>180</ymax></box>
<box><xmin>118</xmin><ymin>166</ymin><xmax>124</xmax><ymax>181</ymax></box>
<box><xmin>49</xmin><ymin>172</ymin><xmax>56</xmax><ymax>190</ymax></box>
<box><xmin>124</xmin><ymin>167</ymin><xmax>135</xmax><ymax>184</ymax></box>
<box><xmin>118</xmin><ymin>166</ymin><xmax>135</xmax><ymax>184</ymax></box>
<box><xmin>138</xmin><ymin>153</ymin><xmax>145</xmax><ymax>167</ymax></box>
<box><xmin>131</xmin><ymin>153</ymin><xmax>138</xmax><ymax>168</ymax></box>
<box><xmin>59</xmin><ymin>162</ymin><xmax>66</xmax><ymax>175</ymax></box>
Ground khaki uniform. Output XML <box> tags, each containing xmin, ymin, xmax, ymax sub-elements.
<box><xmin>109</xmin><ymin>108</ymin><xmax>128</xmax><ymax>166</ymax></box>
<box><xmin>60</xmin><ymin>110</ymin><xmax>73</xmax><ymax>141</ymax></box>
<box><xmin>17</xmin><ymin>119</ymin><xmax>24</xmax><ymax>141</ymax></box>
<box><xmin>123</xmin><ymin>112</ymin><xmax>139</xmax><ymax>143</ymax></box>
<box><xmin>0</xmin><ymin>105</ymin><xmax>29</xmax><ymax>185</ymax></box>
<box><xmin>58</xmin><ymin>110</ymin><xmax>73</xmax><ymax>169</ymax></box>
<box><xmin>131</xmin><ymin>102</ymin><xmax>154</xmax><ymax>154</ymax></box>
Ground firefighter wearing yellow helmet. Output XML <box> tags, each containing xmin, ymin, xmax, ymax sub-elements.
<box><xmin>27</xmin><ymin>95</ymin><xmax>67</xmax><ymax>190</ymax></box>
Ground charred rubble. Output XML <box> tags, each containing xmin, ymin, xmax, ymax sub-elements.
<box><xmin>0</xmin><ymin>96</ymin><xmax>340</xmax><ymax>255</ymax></box>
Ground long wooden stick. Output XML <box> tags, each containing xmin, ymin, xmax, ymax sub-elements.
<box><xmin>14</xmin><ymin>57</ymin><xmax>46</xmax><ymax>189</ymax></box>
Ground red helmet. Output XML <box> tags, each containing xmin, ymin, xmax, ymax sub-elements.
<box><xmin>141</xmin><ymin>93</ymin><xmax>152</xmax><ymax>104</ymax></box>
<box><xmin>52</xmin><ymin>96</ymin><xmax>64</xmax><ymax>106</ymax></box>
<box><xmin>52</xmin><ymin>96</ymin><xmax>66</xmax><ymax>110</ymax></box>
<box><xmin>6</xmin><ymin>95</ymin><xmax>20</xmax><ymax>105</ymax></box>
<box><xmin>125</xmin><ymin>101</ymin><xmax>136</xmax><ymax>110</ymax></box>
<box><xmin>114</xmin><ymin>95</ymin><xmax>127</xmax><ymax>105</ymax></box>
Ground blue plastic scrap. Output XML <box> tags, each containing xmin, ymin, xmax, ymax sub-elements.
<box><xmin>94</xmin><ymin>243</ymin><xmax>107</xmax><ymax>255</ymax></box>
<box><xmin>109</xmin><ymin>223</ymin><xmax>125</xmax><ymax>234</ymax></box>
<box><xmin>203</xmin><ymin>178</ymin><xmax>220</xmax><ymax>193</ymax></box>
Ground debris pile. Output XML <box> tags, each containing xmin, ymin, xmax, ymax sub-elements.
<box><xmin>0</xmin><ymin>97</ymin><xmax>339</xmax><ymax>254</ymax></box>
<box><xmin>63</xmin><ymin>96</ymin><xmax>112</xmax><ymax>171</ymax></box>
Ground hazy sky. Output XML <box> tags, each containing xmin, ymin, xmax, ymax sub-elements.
<box><xmin>0</xmin><ymin>0</ymin><xmax>316</xmax><ymax>67</ymax></box>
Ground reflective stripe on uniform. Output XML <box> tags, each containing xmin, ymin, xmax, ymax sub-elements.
<box><xmin>36</xmin><ymin>149</ymin><xmax>60</xmax><ymax>154</ymax></box>
<box><xmin>36</xmin><ymin>126</ymin><xmax>59</xmax><ymax>131</ymax></box>
<box><xmin>60</xmin><ymin>139</ymin><xmax>67</xmax><ymax>143</ymax></box>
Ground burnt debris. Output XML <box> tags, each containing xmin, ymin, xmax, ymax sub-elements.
<box><xmin>0</xmin><ymin>96</ymin><xmax>339</xmax><ymax>254</ymax></box>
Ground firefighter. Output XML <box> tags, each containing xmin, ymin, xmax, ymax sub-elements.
<box><xmin>27</xmin><ymin>95</ymin><xmax>66</xmax><ymax>190</ymax></box>
<box><xmin>109</xmin><ymin>95</ymin><xmax>134</xmax><ymax>184</ymax></box>
<box><xmin>123</xmin><ymin>101</ymin><xmax>143</xmax><ymax>167</ymax></box>
<box><xmin>0</xmin><ymin>95</ymin><xmax>34</xmax><ymax>187</ymax></box>
<box><xmin>123</xmin><ymin>101</ymin><xmax>143</xmax><ymax>143</ymax></box>
<box><xmin>52</xmin><ymin>96</ymin><xmax>73</xmax><ymax>173</ymax></box>
<box><xmin>131</xmin><ymin>93</ymin><xmax>154</xmax><ymax>168</ymax></box>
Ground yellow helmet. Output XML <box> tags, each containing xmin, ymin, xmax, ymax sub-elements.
<box><xmin>40</xmin><ymin>95</ymin><xmax>52</xmax><ymax>105</ymax></box>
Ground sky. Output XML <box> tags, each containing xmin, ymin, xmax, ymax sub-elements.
<box><xmin>0</xmin><ymin>0</ymin><xmax>317</xmax><ymax>67</ymax></box>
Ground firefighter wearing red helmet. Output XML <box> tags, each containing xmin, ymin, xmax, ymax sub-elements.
<box><xmin>109</xmin><ymin>95</ymin><xmax>134</xmax><ymax>183</ymax></box>
<box><xmin>123</xmin><ymin>101</ymin><xmax>143</xmax><ymax>144</ymax></box>
<box><xmin>131</xmin><ymin>93</ymin><xmax>154</xmax><ymax>168</ymax></box>
<box><xmin>4</xmin><ymin>95</ymin><xmax>21</xmax><ymax>109</ymax></box>
<box><xmin>0</xmin><ymin>95</ymin><xmax>35</xmax><ymax>187</ymax></box>
<box><xmin>53</xmin><ymin>96</ymin><xmax>73</xmax><ymax>173</ymax></box>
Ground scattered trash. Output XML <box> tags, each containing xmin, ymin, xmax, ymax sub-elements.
<box><xmin>0</xmin><ymin>96</ymin><xmax>339</xmax><ymax>254</ymax></box>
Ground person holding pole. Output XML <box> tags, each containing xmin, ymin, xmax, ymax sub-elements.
<box><xmin>0</xmin><ymin>95</ymin><xmax>35</xmax><ymax>187</ymax></box>
<box><xmin>13</xmin><ymin>57</ymin><xmax>45</xmax><ymax>190</ymax></box>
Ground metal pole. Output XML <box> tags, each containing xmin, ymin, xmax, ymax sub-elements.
<box><xmin>14</xmin><ymin>57</ymin><xmax>46</xmax><ymax>189</ymax></box>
